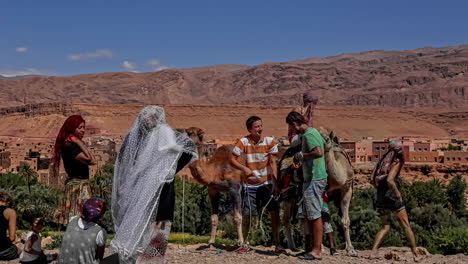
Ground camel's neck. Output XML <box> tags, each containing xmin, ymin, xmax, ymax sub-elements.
<box><xmin>188</xmin><ymin>162</ymin><xmax>211</xmax><ymax>185</ymax></box>
<box><xmin>325</xmin><ymin>147</ymin><xmax>353</xmax><ymax>185</ymax></box>
<box><xmin>325</xmin><ymin>150</ymin><xmax>338</xmax><ymax>173</ymax></box>
<box><xmin>196</xmin><ymin>145</ymin><xmax>207</xmax><ymax>162</ymax></box>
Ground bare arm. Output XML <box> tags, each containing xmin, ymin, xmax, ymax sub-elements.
<box><xmin>269</xmin><ymin>155</ymin><xmax>278</xmax><ymax>181</ymax></box>
<box><xmin>230</xmin><ymin>154</ymin><xmax>252</xmax><ymax>176</ymax></box>
<box><xmin>268</xmin><ymin>154</ymin><xmax>281</xmax><ymax>194</ymax></box>
<box><xmin>96</xmin><ymin>246</ymin><xmax>105</xmax><ymax>260</ymax></box>
<box><xmin>4</xmin><ymin>208</ymin><xmax>17</xmax><ymax>242</ymax></box>
<box><xmin>70</xmin><ymin>136</ymin><xmax>96</xmax><ymax>165</ymax></box>
<box><xmin>370</xmin><ymin>164</ymin><xmax>378</xmax><ymax>188</ymax></box>
<box><xmin>302</xmin><ymin>146</ymin><xmax>323</xmax><ymax>159</ymax></box>
<box><xmin>24</xmin><ymin>234</ymin><xmax>42</xmax><ymax>255</ymax></box>
<box><xmin>386</xmin><ymin>162</ymin><xmax>403</xmax><ymax>200</ymax></box>
<box><xmin>292</xmin><ymin>106</ymin><xmax>303</xmax><ymax>113</ymax></box>
<box><xmin>75</xmin><ymin>152</ymin><xmax>96</xmax><ymax>165</ymax></box>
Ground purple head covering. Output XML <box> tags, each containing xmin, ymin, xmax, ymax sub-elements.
<box><xmin>82</xmin><ymin>197</ymin><xmax>106</xmax><ymax>223</ymax></box>
<box><xmin>303</xmin><ymin>92</ymin><xmax>319</xmax><ymax>104</ymax></box>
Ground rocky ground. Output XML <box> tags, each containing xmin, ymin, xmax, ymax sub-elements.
<box><xmin>2</xmin><ymin>244</ymin><xmax>467</xmax><ymax>263</ymax></box>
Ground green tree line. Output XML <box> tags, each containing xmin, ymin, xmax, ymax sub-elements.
<box><xmin>1</xmin><ymin>164</ymin><xmax>466</xmax><ymax>254</ymax></box>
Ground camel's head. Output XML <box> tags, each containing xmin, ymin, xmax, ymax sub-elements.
<box><xmin>186</xmin><ymin>127</ymin><xmax>205</xmax><ymax>147</ymax></box>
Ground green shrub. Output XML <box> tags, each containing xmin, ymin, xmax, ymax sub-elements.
<box><xmin>410</xmin><ymin>204</ymin><xmax>466</xmax><ymax>232</ymax></box>
<box><xmin>10</xmin><ymin>185</ymin><xmax>62</xmax><ymax>229</ymax></box>
<box><xmin>172</xmin><ymin>177</ymin><xmax>211</xmax><ymax>235</ymax></box>
<box><xmin>402</xmin><ymin>179</ymin><xmax>447</xmax><ymax>211</ymax></box>
<box><xmin>89</xmin><ymin>165</ymin><xmax>114</xmax><ymax>232</ymax></box>
<box><xmin>430</xmin><ymin>227</ymin><xmax>468</xmax><ymax>255</ymax></box>
<box><xmin>446</xmin><ymin>175</ymin><xmax>467</xmax><ymax>214</ymax></box>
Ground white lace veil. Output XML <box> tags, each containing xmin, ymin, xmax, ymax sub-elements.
<box><xmin>110</xmin><ymin>106</ymin><xmax>198</xmax><ymax>263</ymax></box>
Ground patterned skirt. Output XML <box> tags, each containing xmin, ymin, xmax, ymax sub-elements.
<box><xmin>56</xmin><ymin>178</ymin><xmax>92</xmax><ymax>225</ymax></box>
<box><xmin>136</xmin><ymin>221</ymin><xmax>171</xmax><ymax>264</ymax></box>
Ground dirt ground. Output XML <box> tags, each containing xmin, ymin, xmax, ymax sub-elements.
<box><xmin>2</xmin><ymin>244</ymin><xmax>467</xmax><ymax>263</ymax></box>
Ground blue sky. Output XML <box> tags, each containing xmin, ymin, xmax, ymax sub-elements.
<box><xmin>1</xmin><ymin>0</ymin><xmax>467</xmax><ymax>76</ymax></box>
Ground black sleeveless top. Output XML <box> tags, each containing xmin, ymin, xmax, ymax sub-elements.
<box><xmin>62</xmin><ymin>142</ymin><xmax>90</xmax><ymax>179</ymax></box>
<box><xmin>0</xmin><ymin>206</ymin><xmax>12</xmax><ymax>251</ymax></box>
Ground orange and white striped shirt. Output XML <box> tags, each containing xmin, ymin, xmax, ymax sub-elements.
<box><xmin>232</xmin><ymin>135</ymin><xmax>278</xmax><ymax>187</ymax></box>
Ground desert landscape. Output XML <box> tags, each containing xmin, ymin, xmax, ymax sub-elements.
<box><xmin>1</xmin><ymin>45</ymin><xmax>468</xmax><ymax>264</ymax></box>
<box><xmin>0</xmin><ymin>103</ymin><xmax>467</xmax><ymax>141</ymax></box>
<box><xmin>1</xmin><ymin>45</ymin><xmax>468</xmax><ymax>109</ymax></box>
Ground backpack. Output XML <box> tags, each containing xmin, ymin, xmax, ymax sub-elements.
<box><xmin>374</xmin><ymin>141</ymin><xmax>403</xmax><ymax>186</ymax></box>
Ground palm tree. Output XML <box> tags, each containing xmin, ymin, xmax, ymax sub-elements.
<box><xmin>19</xmin><ymin>162</ymin><xmax>38</xmax><ymax>194</ymax></box>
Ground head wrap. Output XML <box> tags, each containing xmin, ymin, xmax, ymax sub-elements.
<box><xmin>303</xmin><ymin>92</ymin><xmax>319</xmax><ymax>104</ymax></box>
<box><xmin>82</xmin><ymin>197</ymin><xmax>106</xmax><ymax>223</ymax></box>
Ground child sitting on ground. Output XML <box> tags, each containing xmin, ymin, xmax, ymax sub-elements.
<box><xmin>20</xmin><ymin>216</ymin><xmax>57</xmax><ymax>264</ymax></box>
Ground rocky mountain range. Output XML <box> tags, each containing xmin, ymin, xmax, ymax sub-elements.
<box><xmin>1</xmin><ymin>45</ymin><xmax>467</xmax><ymax>108</ymax></box>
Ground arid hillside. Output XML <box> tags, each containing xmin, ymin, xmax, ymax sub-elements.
<box><xmin>1</xmin><ymin>45</ymin><xmax>467</xmax><ymax>108</ymax></box>
<box><xmin>1</xmin><ymin>103</ymin><xmax>466</xmax><ymax>141</ymax></box>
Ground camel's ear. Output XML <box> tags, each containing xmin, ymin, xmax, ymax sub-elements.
<box><xmin>330</xmin><ymin>131</ymin><xmax>339</xmax><ymax>145</ymax></box>
<box><xmin>318</xmin><ymin>127</ymin><xmax>329</xmax><ymax>140</ymax></box>
<box><xmin>185</xmin><ymin>127</ymin><xmax>195</xmax><ymax>136</ymax></box>
<box><xmin>197</xmin><ymin>128</ymin><xmax>205</xmax><ymax>141</ymax></box>
<box><xmin>333</xmin><ymin>135</ymin><xmax>340</xmax><ymax>145</ymax></box>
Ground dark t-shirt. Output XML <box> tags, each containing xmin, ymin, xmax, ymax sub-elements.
<box><xmin>155</xmin><ymin>153</ymin><xmax>193</xmax><ymax>221</ymax></box>
<box><xmin>62</xmin><ymin>142</ymin><xmax>89</xmax><ymax>180</ymax></box>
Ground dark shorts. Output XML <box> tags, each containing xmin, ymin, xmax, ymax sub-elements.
<box><xmin>20</xmin><ymin>253</ymin><xmax>48</xmax><ymax>264</ymax></box>
<box><xmin>242</xmin><ymin>184</ymin><xmax>279</xmax><ymax>216</ymax></box>
<box><xmin>0</xmin><ymin>243</ymin><xmax>19</xmax><ymax>261</ymax></box>
<box><xmin>376</xmin><ymin>181</ymin><xmax>405</xmax><ymax>213</ymax></box>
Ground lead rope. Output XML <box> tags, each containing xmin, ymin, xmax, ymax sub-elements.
<box><xmin>182</xmin><ymin>178</ymin><xmax>185</xmax><ymax>245</ymax></box>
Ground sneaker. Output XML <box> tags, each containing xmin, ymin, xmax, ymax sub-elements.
<box><xmin>234</xmin><ymin>243</ymin><xmax>249</xmax><ymax>253</ymax></box>
<box><xmin>234</xmin><ymin>247</ymin><xmax>247</xmax><ymax>253</ymax></box>
<box><xmin>330</xmin><ymin>248</ymin><xmax>338</xmax><ymax>256</ymax></box>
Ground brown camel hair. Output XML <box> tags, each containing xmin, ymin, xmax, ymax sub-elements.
<box><xmin>185</xmin><ymin>127</ymin><xmax>245</xmax><ymax>245</ymax></box>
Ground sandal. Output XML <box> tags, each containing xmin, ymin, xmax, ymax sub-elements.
<box><xmin>298</xmin><ymin>253</ymin><xmax>322</xmax><ymax>260</ymax></box>
<box><xmin>275</xmin><ymin>245</ymin><xmax>287</xmax><ymax>254</ymax></box>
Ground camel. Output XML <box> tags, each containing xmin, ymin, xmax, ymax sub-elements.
<box><xmin>184</xmin><ymin>127</ymin><xmax>245</xmax><ymax>246</ymax></box>
<box><xmin>281</xmin><ymin>129</ymin><xmax>356</xmax><ymax>255</ymax></box>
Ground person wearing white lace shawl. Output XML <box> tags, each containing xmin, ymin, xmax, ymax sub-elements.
<box><xmin>110</xmin><ymin>106</ymin><xmax>198</xmax><ymax>263</ymax></box>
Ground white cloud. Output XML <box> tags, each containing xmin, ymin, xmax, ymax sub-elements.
<box><xmin>147</xmin><ymin>59</ymin><xmax>161</xmax><ymax>67</ymax></box>
<box><xmin>146</xmin><ymin>59</ymin><xmax>169</xmax><ymax>71</ymax></box>
<box><xmin>68</xmin><ymin>49</ymin><xmax>114</xmax><ymax>61</ymax></box>
<box><xmin>152</xmin><ymin>65</ymin><xmax>169</xmax><ymax>71</ymax></box>
<box><xmin>122</xmin><ymin>60</ymin><xmax>138</xmax><ymax>71</ymax></box>
<box><xmin>16</xmin><ymin>47</ymin><xmax>28</xmax><ymax>53</ymax></box>
<box><xmin>0</xmin><ymin>68</ymin><xmax>54</xmax><ymax>77</ymax></box>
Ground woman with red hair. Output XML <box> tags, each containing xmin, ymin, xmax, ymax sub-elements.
<box><xmin>53</xmin><ymin>115</ymin><xmax>95</xmax><ymax>225</ymax></box>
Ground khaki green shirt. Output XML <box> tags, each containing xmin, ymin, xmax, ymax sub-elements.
<box><xmin>302</xmin><ymin>127</ymin><xmax>328</xmax><ymax>181</ymax></box>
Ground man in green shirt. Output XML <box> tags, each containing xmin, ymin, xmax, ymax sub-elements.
<box><xmin>286</xmin><ymin>111</ymin><xmax>328</xmax><ymax>260</ymax></box>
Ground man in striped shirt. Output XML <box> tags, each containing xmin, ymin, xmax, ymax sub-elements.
<box><xmin>230</xmin><ymin>115</ymin><xmax>285</xmax><ymax>253</ymax></box>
